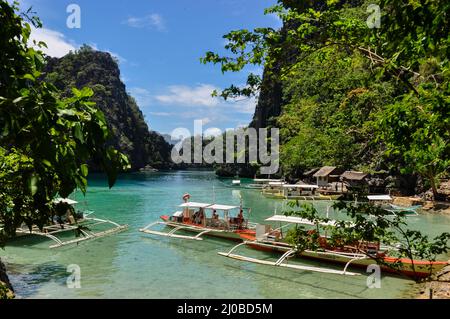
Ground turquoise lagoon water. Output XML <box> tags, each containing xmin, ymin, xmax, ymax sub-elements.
<box><xmin>2</xmin><ymin>170</ymin><xmax>450</xmax><ymax>299</ymax></box>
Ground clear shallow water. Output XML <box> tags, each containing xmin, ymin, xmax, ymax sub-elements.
<box><xmin>2</xmin><ymin>171</ymin><xmax>450</xmax><ymax>299</ymax></box>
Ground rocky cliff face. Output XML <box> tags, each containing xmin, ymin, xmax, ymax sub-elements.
<box><xmin>44</xmin><ymin>46</ymin><xmax>172</xmax><ymax>170</ymax></box>
<box><xmin>249</xmin><ymin>67</ymin><xmax>283</xmax><ymax>129</ymax></box>
<box><xmin>0</xmin><ymin>259</ymin><xmax>14</xmax><ymax>299</ymax></box>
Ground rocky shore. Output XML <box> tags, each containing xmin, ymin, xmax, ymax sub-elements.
<box><xmin>417</xmin><ymin>265</ymin><xmax>450</xmax><ymax>299</ymax></box>
<box><xmin>0</xmin><ymin>258</ymin><xmax>14</xmax><ymax>299</ymax></box>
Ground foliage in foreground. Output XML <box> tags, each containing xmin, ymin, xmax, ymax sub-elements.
<box><xmin>202</xmin><ymin>0</ymin><xmax>450</xmax><ymax>197</ymax></box>
<box><xmin>283</xmin><ymin>201</ymin><xmax>450</xmax><ymax>282</ymax></box>
<box><xmin>0</xmin><ymin>1</ymin><xmax>129</xmax><ymax>243</ymax></box>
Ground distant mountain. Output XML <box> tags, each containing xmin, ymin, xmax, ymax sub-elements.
<box><xmin>162</xmin><ymin>134</ymin><xmax>182</xmax><ymax>146</ymax></box>
<box><xmin>44</xmin><ymin>45</ymin><xmax>172</xmax><ymax>170</ymax></box>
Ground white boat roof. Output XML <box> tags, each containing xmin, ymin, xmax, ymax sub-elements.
<box><xmin>282</xmin><ymin>184</ymin><xmax>319</xmax><ymax>189</ymax></box>
<box><xmin>367</xmin><ymin>195</ymin><xmax>392</xmax><ymax>201</ymax></box>
<box><xmin>253</xmin><ymin>179</ymin><xmax>284</xmax><ymax>183</ymax></box>
<box><xmin>207</xmin><ymin>204</ymin><xmax>239</xmax><ymax>211</ymax></box>
<box><xmin>179</xmin><ymin>202</ymin><xmax>212</xmax><ymax>209</ymax></box>
<box><xmin>53</xmin><ymin>198</ymin><xmax>78</xmax><ymax>205</ymax></box>
<box><xmin>265</xmin><ymin>215</ymin><xmax>339</xmax><ymax>227</ymax></box>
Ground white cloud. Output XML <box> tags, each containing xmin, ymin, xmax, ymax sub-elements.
<box><xmin>149</xmin><ymin>112</ymin><xmax>173</xmax><ymax>117</ymax></box>
<box><xmin>29</xmin><ymin>27</ymin><xmax>77</xmax><ymax>58</ymax></box>
<box><xmin>229</xmin><ymin>97</ymin><xmax>257</xmax><ymax>114</ymax></box>
<box><xmin>129</xmin><ymin>87</ymin><xmax>153</xmax><ymax>107</ymax></box>
<box><xmin>204</xmin><ymin>127</ymin><xmax>223</xmax><ymax>138</ymax></box>
<box><xmin>152</xmin><ymin>84</ymin><xmax>257</xmax><ymax>129</ymax></box>
<box><xmin>123</xmin><ymin>14</ymin><xmax>166</xmax><ymax>31</ymax></box>
<box><xmin>198</xmin><ymin>117</ymin><xmax>212</xmax><ymax>125</ymax></box>
<box><xmin>89</xmin><ymin>43</ymin><xmax>127</xmax><ymax>64</ymax></box>
<box><xmin>28</xmin><ymin>28</ymin><xmax>128</xmax><ymax>65</ymax></box>
<box><xmin>156</xmin><ymin>84</ymin><xmax>220</xmax><ymax>107</ymax></box>
<box><xmin>106</xmin><ymin>50</ymin><xmax>127</xmax><ymax>63</ymax></box>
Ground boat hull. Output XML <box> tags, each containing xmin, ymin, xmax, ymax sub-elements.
<box><xmin>160</xmin><ymin>216</ymin><xmax>255</xmax><ymax>242</ymax></box>
<box><xmin>245</xmin><ymin>241</ymin><xmax>447</xmax><ymax>279</ymax></box>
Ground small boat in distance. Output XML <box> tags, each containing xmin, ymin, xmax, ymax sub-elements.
<box><xmin>139</xmin><ymin>198</ymin><xmax>257</xmax><ymax>241</ymax></box>
<box><xmin>262</xmin><ymin>183</ymin><xmax>342</xmax><ymax>201</ymax></box>
<box><xmin>219</xmin><ymin>215</ymin><xmax>447</xmax><ymax>279</ymax></box>
<box><xmin>232</xmin><ymin>180</ymin><xmax>241</xmax><ymax>186</ymax></box>
<box><xmin>246</xmin><ymin>179</ymin><xmax>285</xmax><ymax>189</ymax></box>
<box><xmin>367</xmin><ymin>195</ymin><xmax>420</xmax><ymax>216</ymax></box>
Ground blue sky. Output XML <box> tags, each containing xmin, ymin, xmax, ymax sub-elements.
<box><xmin>20</xmin><ymin>0</ymin><xmax>281</xmax><ymax>135</ymax></box>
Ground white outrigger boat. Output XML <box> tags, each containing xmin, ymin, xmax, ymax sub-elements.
<box><xmin>10</xmin><ymin>198</ymin><xmax>128</xmax><ymax>249</ymax></box>
<box><xmin>262</xmin><ymin>183</ymin><xmax>342</xmax><ymax>201</ymax></box>
<box><xmin>219</xmin><ymin>215</ymin><xmax>447</xmax><ymax>279</ymax></box>
<box><xmin>367</xmin><ymin>195</ymin><xmax>420</xmax><ymax>216</ymax></box>
<box><xmin>140</xmin><ymin>197</ymin><xmax>257</xmax><ymax>241</ymax></box>
<box><xmin>246</xmin><ymin>179</ymin><xmax>285</xmax><ymax>189</ymax></box>
<box><xmin>232</xmin><ymin>180</ymin><xmax>241</xmax><ymax>186</ymax></box>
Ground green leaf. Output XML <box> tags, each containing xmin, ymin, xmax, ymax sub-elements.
<box><xmin>21</xmin><ymin>74</ymin><xmax>36</xmax><ymax>81</ymax></box>
<box><xmin>74</xmin><ymin>123</ymin><xmax>84</xmax><ymax>142</ymax></box>
<box><xmin>80</xmin><ymin>164</ymin><xmax>88</xmax><ymax>177</ymax></box>
<box><xmin>41</xmin><ymin>159</ymin><xmax>52</xmax><ymax>167</ymax></box>
<box><xmin>29</xmin><ymin>175</ymin><xmax>38</xmax><ymax>196</ymax></box>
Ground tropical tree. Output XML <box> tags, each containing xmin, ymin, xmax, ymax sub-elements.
<box><xmin>202</xmin><ymin>0</ymin><xmax>449</xmax><ymax>197</ymax></box>
<box><xmin>0</xmin><ymin>1</ymin><xmax>129</xmax><ymax>244</ymax></box>
<box><xmin>283</xmin><ymin>201</ymin><xmax>450</xmax><ymax>282</ymax></box>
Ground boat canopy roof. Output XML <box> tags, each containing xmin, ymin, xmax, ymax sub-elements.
<box><xmin>265</xmin><ymin>215</ymin><xmax>342</xmax><ymax>227</ymax></box>
<box><xmin>367</xmin><ymin>195</ymin><xmax>392</xmax><ymax>201</ymax></box>
<box><xmin>207</xmin><ymin>204</ymin><xmax>239</xmax><ymax>211</ymax></box>
<box><xmin>53</xmin><ymin>198</ymin><xmax>78</xmax><ymax>205</ymax></box>
<box><xmin>179</xmin><ymin>202</ymin><xmax>212</xmax><ymax>209</ymax></box>
<box><xmin>253</xmin><ymin>179</ymin><xmax>284</xmax><ymax>183</ymax></box>
<box><xmin>282</xmin><ymin>184</ymin><xmax>319</xmax><ymax>189</ymax></box>
<box><xmin>179</xmin><ymin>202</ymin><xmax>240</xmax><ymax>211</ymax></box>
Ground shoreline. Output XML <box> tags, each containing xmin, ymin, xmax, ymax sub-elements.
<box><xmin>416</xmin><ymin>266</ymin><xmax>450</xmax><ymax>299</ymax></box>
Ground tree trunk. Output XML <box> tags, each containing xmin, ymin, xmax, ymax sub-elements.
<box><xmin>427</xmin><ymin>173</ymin><xmax>439</xmax><ymax>200</ymax></box>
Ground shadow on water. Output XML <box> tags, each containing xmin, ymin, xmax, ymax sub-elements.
<box><xmin>222</xmin><ymin>264</ymin><xmax>366</xmax><ymax>299</ymax></box>
<box><xmin>4</xmin><ymin>171</ymin><xmax>427</xmax><ymax>298</ymax></box>
<box><xmin>6</xmin><ymin>262</ymin><xmax>68</xmax><ymax>299</ymax></box>
<box><xmin>139</xmin><ymin>234</ymin><xmax>411</xmax><ymax>299</ymax></box>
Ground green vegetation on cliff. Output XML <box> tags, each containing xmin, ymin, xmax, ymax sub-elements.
<box><xmin>0</xmin><ymin>1</ymin><xmax>128</xmax><ymax>245</ymax></box>
<box><xmin>44</xmin><ymin>45</ymin><xmax>172</xmax><ymax>170</ymax></box>
<box><xmin>203</xmin><ymin>0</ymin><xmax>450</xmax><ymax>198</ymax></box>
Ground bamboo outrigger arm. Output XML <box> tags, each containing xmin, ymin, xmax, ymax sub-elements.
<box><xmin>139</xmin><ymin>221</ymin><xmax>216</xmax><ymax>241</ymax></box>
<box><xmin>218</xmin><ymin>241</ymin><xmax>361</xmax><ymax>276</ymax></box>
<box><xmin>15</xmin><ymin>217</ymin><xmax>128</xmax><ymax>249</ymax></box>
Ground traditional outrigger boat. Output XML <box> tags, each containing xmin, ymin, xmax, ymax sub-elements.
<box><xmin>262</xmin><ymin>184</ymin><xmax>342</xmax><ymax>201</ymax></box>
<box><xmin>9</xmin><ymin>198</ymin><xmax>128</xmax><ymax>249</ymax></box>
<box><xmin>246</xmin><ymin>179</ymin><xmax>285</xmax><ymax>189</ymax></box>
<box><xmin>139</xmin><ymin>197</ymin><xmax>257</xmax><ymax>241</ymax></box>
<box><xmin>368</xmin><ymin>195</ymin><xmax>420</xmax><ymax>216</ymax></box>
<box><xmin>219</xmin><ymin>215</ymin><xmax>447</xmax><ymax>279</ymax></box>
<box><xmin>232</xmin><ymin>180</ymin><xmax>241</xmax><ymax>186</ymax></box>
